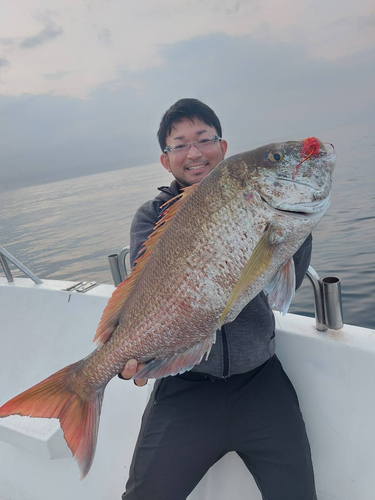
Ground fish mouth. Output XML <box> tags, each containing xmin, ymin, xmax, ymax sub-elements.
<box><xmin>320</xmin><ymin>143</ymin><xmax>335</xmax><ymax>156</ymax></box>
<box><xmin>274</xmin><ymin>177</ymin><xmax>323</xmax><ymax>191</ymax></box>
<box><xmin>260</xmin><ymin>194</ymin><xmax>331</xmax><ymax>218</ymax></box>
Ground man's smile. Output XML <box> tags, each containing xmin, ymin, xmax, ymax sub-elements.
<box><xmin>186</xmin><ymin>162</ymin><xmax>209</xmax><ymax>171</ymax></box>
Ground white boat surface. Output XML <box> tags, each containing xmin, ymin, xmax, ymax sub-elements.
<box><xmin>0</xmin><ymin>275</ymin><xmax>374</xmax><ymax>500</ymax></box>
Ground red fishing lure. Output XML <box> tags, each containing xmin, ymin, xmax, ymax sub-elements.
<box><xmin>293</xmin><ymin>137</ymin><xmax>320</xmax><ymax>179</ymax></box>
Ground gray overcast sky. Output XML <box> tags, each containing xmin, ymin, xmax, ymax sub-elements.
<box><xmin>0</xmin><ymin>0</ymin><xmax>374</xmax><ymax>189</ymax></box>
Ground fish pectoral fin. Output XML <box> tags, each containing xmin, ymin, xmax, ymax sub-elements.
<box><xmin>133</xmin><ymin>333</ymin><xmax>217</xmax><ymax>380</ymax></box>
<box><xmin>220</xmin><ymin>222</ymin><xmax>278</xmax><ymax>326</ymax></box>
<box><xmin>264</xmin><ymin>258</ymin><xmax>296</xmax><ymax>315</ymax></box>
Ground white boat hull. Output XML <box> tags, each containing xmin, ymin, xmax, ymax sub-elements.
<box><xmin>1</xmin><ymin>278</ymin><xmax>374</xmax><ymax>500</ymax></box>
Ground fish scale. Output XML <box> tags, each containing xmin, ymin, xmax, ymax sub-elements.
<box><xmin>0</xmin><ymin>138</ymin><xmax>336</xmax><ymax>478</ymax></box>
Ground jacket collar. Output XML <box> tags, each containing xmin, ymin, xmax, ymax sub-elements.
<box><xmin>155</xmin><ymin>179</ymin><xmax>182</xmax><ymax>202</ymax></box>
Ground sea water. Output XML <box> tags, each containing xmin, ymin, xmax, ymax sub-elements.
<box><xmin>1</xmin><ymin>120</ymin><xmax>374</xmax><ymax>329</ymax></box>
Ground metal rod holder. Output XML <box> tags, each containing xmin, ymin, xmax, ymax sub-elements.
<box><xmin>108</xmin><ymin>246</ymin><xmax>130</xmax><ymax>287</ymax></box>
<box><xmin>306</xmin><ymin>266</ymin><xmax>343</xmax><ymax>331</ymax></box>
<box><xmin>322</xmin><ymin>276</ymin><xmax>343</xmax><ymax>330</ymax></box>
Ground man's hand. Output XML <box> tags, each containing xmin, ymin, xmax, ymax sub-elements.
<box><xmin>121</xmin><ymin>359</ymin><xmax>148</xmax><ymax>387</ymax></box>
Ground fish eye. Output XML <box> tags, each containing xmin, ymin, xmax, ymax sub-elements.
<box><xmin>268</xmin><ymin>151</ymin><xmax>284</xmax><ymax>162</ymax></box>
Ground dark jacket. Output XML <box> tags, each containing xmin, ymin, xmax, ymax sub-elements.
<box><xmin>129</xmin><ymin>179</ymin><xmax>312</xmax><ymax>378</ymax></box>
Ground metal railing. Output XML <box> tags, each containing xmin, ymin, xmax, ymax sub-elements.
<box><xmin>0</xmin><ymin>245</ymin><xmax>42</xmax><ymax>284</ymax></box>
<box><xmin>108</xmin><ymin>248</ymin><xmax>344</xmax><ymax>332</ymax></box>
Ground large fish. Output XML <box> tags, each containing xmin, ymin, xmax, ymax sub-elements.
<box><xmin>0</xmin><ymin>137</ymin><xmax>336</xmax><ymax>478</ymax></box>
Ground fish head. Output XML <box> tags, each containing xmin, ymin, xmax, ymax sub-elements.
<box><xmin>234</xmin><ymin>138</ymin><xmax>336</xmax><ymax>217</ymax></box>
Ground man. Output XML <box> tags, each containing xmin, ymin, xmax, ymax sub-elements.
<box><xmin>120</xmin><ymin>98</ymin><xmax>316</xmax><ymax>500</ymax></box>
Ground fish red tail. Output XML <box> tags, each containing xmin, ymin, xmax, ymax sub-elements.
<box><xmin>0</xmin><ymin>361</ymin><xmax>104</xmax><ymax>479</ymax></box>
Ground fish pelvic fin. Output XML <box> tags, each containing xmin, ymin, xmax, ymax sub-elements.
<box><xmin>264</xmin><ymin>258</ymin><xmax>296</xmax><ymax>315</ymax></box>
<box><xmin>133</xmin><ymin>332</ymin><xmax>217</xmax><ymax>380</ymax></box>
<box><xmin>220</xmin><ymin>222</ymin><xmax>278</xmax><ymax>326</ymax></box>
<box><xmin>94</xmin><ymin>183</ymin><xmax>199</xmax><ymax>346</ymax></box>
<box><xmin>0</xmin><ymin>362</ymin><xmax>104</xmax><ymax>479</ymax></box>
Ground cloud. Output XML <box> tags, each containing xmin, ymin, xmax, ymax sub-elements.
<box><xmin>1</xmin><ymin>0</ymin><xmax>374</xmax><ymax>99</ymax></box>
<box><xmin>0</xmin><ymin>38</ymin><xmax>14</xmax><ymax>47</ymax></box>
<box><xmin>0</xmin><ymin>32</ymin><xmax>374</xmax><ymax>190</ymax></box>
<box><xmin>0</xmin><ymin>58</ymin><xmax>10</xmax><ymax>67</ymax></box>
<box><xmin>43</xmin><ymin>70</ymin><xmax>70</xmax><ymax>80</ymax></box>
<box><xmin>20</xmin><ymin>12</ymin><xmax>63</xmax><ymax>49</ymax></box>
<box><xmin>98</xmin><ymin>28</ymin><xmax>112</xmax><ymax>45</ymax></box>
<box><xmin>225</xmin><ymin>1</ymin><xmax>244</xmax><ymax>15</ymax></box>
<box><xmin>357</xmin><ymin>11</ymin><xmax>375</xmax><ymax>29</ymax></box>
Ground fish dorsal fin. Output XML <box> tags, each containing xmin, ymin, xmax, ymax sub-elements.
<box><xmin>94</xmin><ymin>275</ymin><xmax>137</xmax><ymax>345</ymax></box>
<box><xmin>220</xmin><ymin>222</ymin><xmax>278</xmax><ymax>326</ymax></box>
<box><xmin>152</xmin><ymin>183</ymin><xmax>199</xmax><ymax>235</ymax></box>
<box><xmin>264</xmin><ymin>258</ymin><xmax>295</xmax><ymax>315</ymax></box>
<box><xmin>94</xmin><ymin>184</ymin><xmax>199</xmax><ymax>346</ymax></box>
<box><xmin>133</xmin><ymin>331</ymin><xmax>217</xmax><ymax>380</ymax></box>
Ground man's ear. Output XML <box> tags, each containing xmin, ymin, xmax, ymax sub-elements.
<box><xmin>160</xmin><ymin>153</ymin><xmax>172</xmax><ymax>173</ymax></box>
<box><xmin>220</xmin><ymin>140</ymin><xmax>228</xmax><ymax>159</ymax></box>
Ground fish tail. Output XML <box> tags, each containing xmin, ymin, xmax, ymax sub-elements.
<box><xmin>0</xmin><ymin>361</ymin><xmax>104</xmax><ymax>479</ymax></box>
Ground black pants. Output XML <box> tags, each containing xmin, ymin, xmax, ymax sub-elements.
<box><xmin>122</xmin><ymin>355</ymin><xmax>316</xmax><ymax>500</ymax></box>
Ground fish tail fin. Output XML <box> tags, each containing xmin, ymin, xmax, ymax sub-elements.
<box><xmin>0</xmin><ymin>362</ymin><xmax>104</xmax><ymax>479</ymax></box>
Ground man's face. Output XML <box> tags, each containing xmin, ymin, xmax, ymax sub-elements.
<box><xmin>160</xmin><ymin>118</ymin><xmax>228</xmax><ymax>187</ymax></box>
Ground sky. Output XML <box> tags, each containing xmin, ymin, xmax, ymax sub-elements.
<box><xmin>0</xmin><ymin>0</ymin><xmax>374</xmax><ymax>189</ymax></box>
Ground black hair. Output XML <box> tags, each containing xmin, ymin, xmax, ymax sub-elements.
<box><xmin>157</xmin><ymin>98</ymin><xmax>222</xmax><ymax>152</ymax></box>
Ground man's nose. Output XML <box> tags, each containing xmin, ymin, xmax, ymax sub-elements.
<box><xmin>186</xmin><ymin>143</ymin><xmax>202</xmax><ymax>159</ymax></box>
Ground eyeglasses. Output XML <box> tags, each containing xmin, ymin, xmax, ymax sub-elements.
<box><xmin>164</xmin><ymin>135</ymin><xmax>222</xmax><ymax>156</ymax></box>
